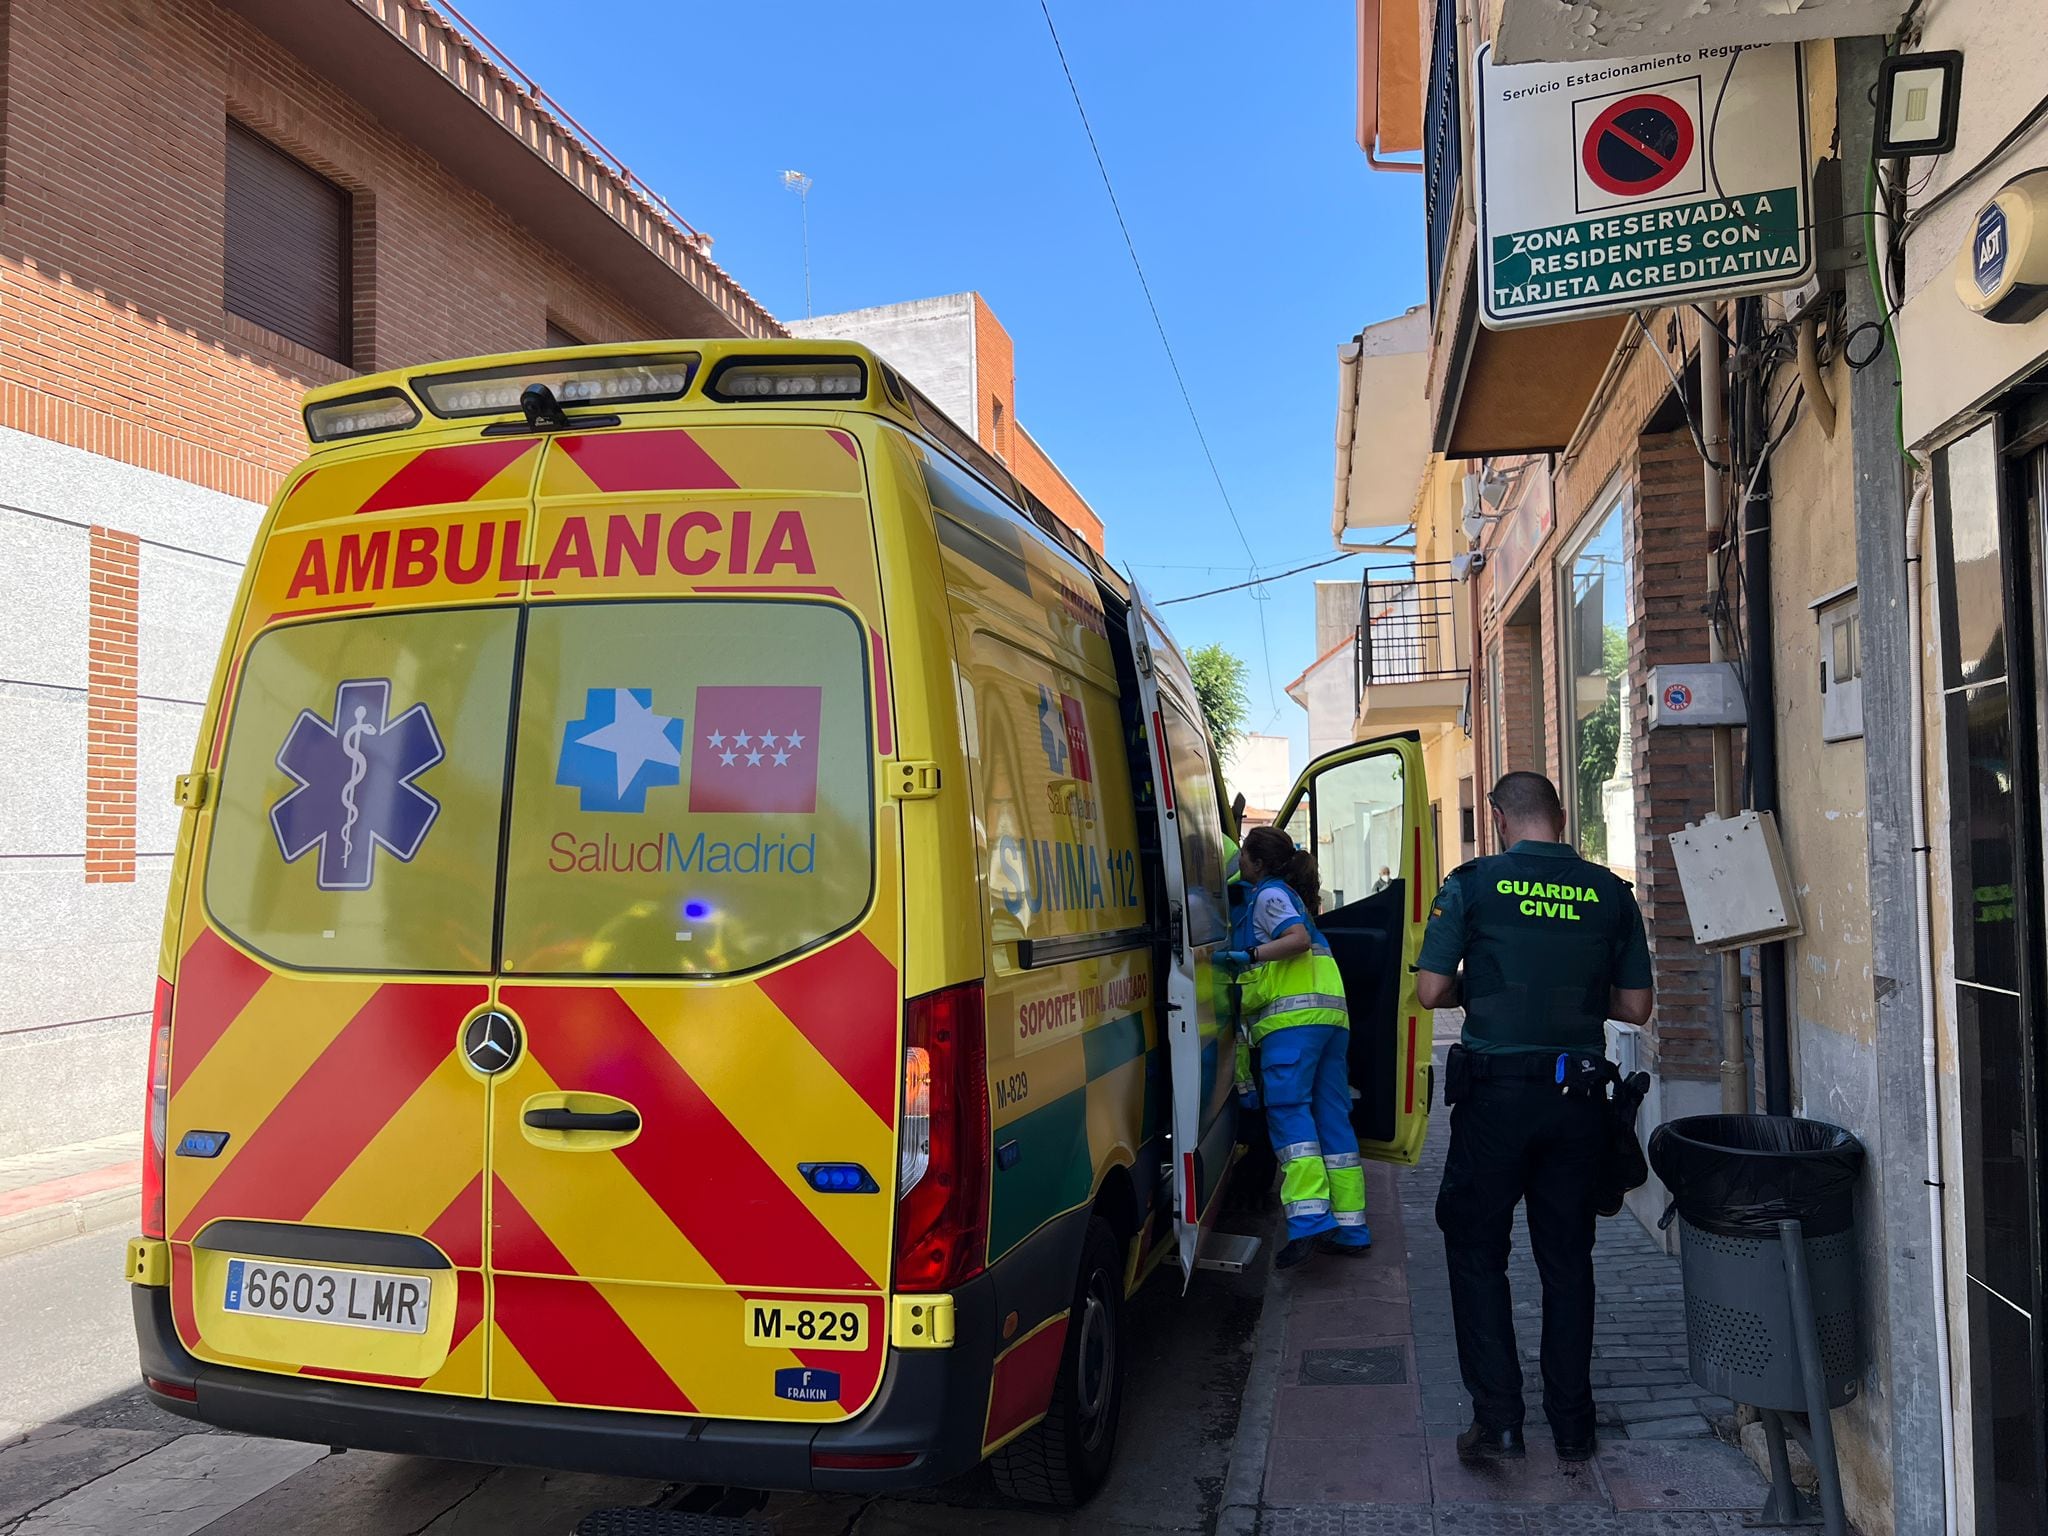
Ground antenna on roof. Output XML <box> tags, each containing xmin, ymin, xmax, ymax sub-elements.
<box><xmin>780</xmin><ymin>170</ymin><xmax>814</xmax><ymax>319</ymax></box>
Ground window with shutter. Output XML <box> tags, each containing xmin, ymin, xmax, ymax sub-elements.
<box><xmin>225</xmin><ymin>121</ymin><xmax>351</xmax><ymax>363</ymax></box>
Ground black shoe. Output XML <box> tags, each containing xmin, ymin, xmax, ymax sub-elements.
<box><xmin>1554</xmin><ymin>1430</ymin><xmax>1597</xmax><ymax>1463</ymax></box>
<box><xmin>1315</xmin><ymin>1233</ymin><xmax>1371</xmax><ymax>1257</ymax></box>
<box><xmin>1455</xmin><ymin>1423</ymin><xmax>1527</xmax><ymax>1462</ymax></box>
<box><xmin>1274</xmin><ymin>1237</ymin><xmax>1318</xmax><ymax>1271</ymax></box>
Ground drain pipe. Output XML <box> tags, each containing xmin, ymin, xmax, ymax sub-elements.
<box><xmin>1903</xmin><ymin>465</ymin><xmax>1958</xmax><ymax>1534</ymax></box>
<box><xmin>1701</xmin><ymin>319</ymin><xmax>1751</xmax><ymax>1113</ymax></box>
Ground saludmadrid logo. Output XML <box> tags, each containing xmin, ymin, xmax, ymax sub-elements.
<box><xmin>547</xmin><ymin>829</ymin><xmax>818</xmax><ymax>876</ymax></box>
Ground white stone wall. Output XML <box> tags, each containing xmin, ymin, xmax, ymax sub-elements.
<box><xmin>789</xmin><ymin>294</ymin><xmax>978</xmax><ymax>437</ymax></box>
<box><xmin>0</xmin><ymin>428</ymin><xmax>258</xmax><ymax>1157</ymax></box>
<box><xmin>1222</xmin><ymin>732</ymin><xmax>1294</xmax><ymax>812</ymax></box>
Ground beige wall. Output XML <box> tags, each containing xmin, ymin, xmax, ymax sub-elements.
<box><xmin>1897</xmin><ymin>5</ymin><xmax>2048</xmax><ymax>448</ymax></box>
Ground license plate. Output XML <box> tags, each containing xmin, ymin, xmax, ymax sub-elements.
<box><xmin>223</xmin><ymin>1258</ymin><xmax>430</xmax><ymax>1334</ymax></box>
<box><xmin>744</xmin><ymin>1299</ymin><xmax>868</xmax><ymax>1351</ymax></box>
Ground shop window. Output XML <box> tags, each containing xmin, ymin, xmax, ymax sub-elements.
<box><xmin>1560</xmin><ymin>487</ymin><xmax>1635</xmax><ymax>880</ymax></box>
<box><xmin>225</xmin><ymin>121</ymin><xmax>351</xmax><ymax>362</ymax></box>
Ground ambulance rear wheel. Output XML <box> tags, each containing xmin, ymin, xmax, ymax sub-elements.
<box><xmin>990</xmin><ymin>1215</ymin><xmax>1126</xmax><ymax>1506</ymax></box>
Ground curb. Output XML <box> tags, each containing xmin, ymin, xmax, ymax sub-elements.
<box><xmin>0</xmin><ymin>1182</ymin><xmax>137</xmax><ymax>1261</ymax></box>
<box><xmin>1216</xmin><ymin>1256</ymin><xmax>1291</xmax><ymax>1535</ymax></box>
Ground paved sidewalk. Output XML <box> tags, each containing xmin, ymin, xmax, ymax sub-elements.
<box><xmin>1221</xmin><ymin>1099</ymin><xmax>1773</xmax><ymax>1533</ymax></box>
<box><xmin>0</xmin><ymin>1134</ymin><xmax>140</xmax><ymax>1260</ymax></box>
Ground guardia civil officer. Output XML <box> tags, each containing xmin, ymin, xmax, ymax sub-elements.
<box><xmin>1415</xmin><ymin>772</ymin><xmax>1653</xmax><ymax>1464</ymax></box>
<box><xmin>1220</xmin><ymin>826</ymin><xmax>1371</xmax><ymax>1270</ymax></box>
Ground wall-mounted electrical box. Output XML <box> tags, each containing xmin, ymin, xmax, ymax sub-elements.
<box><xmin>1648</xmin><ymin>663</ymin><xmax>1748</xmax><ymax>729</ymax></box>
<box><xmin>1812</xmin><ymin>585</ymin><xmax>1863</xmax><ymax>742</ymax></box>
<box><xmin>1669</xmin><ymin>810</ymin><xmax>1803</xmax><ymax>951</ymax></box>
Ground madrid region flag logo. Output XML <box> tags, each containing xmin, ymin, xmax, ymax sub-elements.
<box><xmin>690</xmin><ymin>686</ymin><xmax>823</xmax><ymax>814</ymax></box>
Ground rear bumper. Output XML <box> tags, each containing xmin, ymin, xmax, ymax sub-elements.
<box><xmin>131</xmin><ymin>1271</ymin><xmax>999</xmax><ymax>1492</ymax></box>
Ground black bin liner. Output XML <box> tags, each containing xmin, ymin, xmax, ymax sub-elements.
<box><xmin>1648</xmin><ymin>1114</ymin><xmax>1864</xmax><ymax>1239</ymax></box>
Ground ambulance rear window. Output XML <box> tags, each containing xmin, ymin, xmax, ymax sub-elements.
<box><xmin>203</xmin><ymin>600</ymin><xmax>873</xmax><ymax>979</ymax></box>
<box><xmin>205</xmin><ymin>607</ymin><xmax>520</xmax><ymax>973</ymax></box>
<box><xmin>500</xmin><ymin>600</ymin><xmax>874</xmax><ymax>978</ymax></box>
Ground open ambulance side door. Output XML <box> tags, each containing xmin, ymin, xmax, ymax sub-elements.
<box><xmin>1123</xmin><ymin>587</ymin><xmax>1237</xmax><ymax>1280</ymax></box>
<box><xmin>1273</xmin><ymin>732</ymin><xmax>1437</xmax><ymax>1165</ymax></box>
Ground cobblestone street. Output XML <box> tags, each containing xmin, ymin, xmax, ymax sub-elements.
<box><xmin>1221</xmin><ymin>1031</ymin><xmax>1773</xmax><ymax>1534</ymax></box>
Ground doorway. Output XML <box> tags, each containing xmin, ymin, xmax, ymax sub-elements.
<box><xmin>1934</xmin><ymin>414</ymin><xmax>2048</xmax><ymax>1536</ymax></box>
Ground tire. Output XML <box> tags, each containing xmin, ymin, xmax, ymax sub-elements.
<box><xmin>990</xmin><ymin>1215</ymin><xmax>1127</xmax><ymax>1507</ymax></box>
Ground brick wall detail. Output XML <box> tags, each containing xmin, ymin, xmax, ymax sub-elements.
<box><xmin>1499</xmin><ymin>621</ymin><xmax>1540</xmax><ymax>773</ymax></box>
<box><xmin>85</xmin><ymin>526</ymin><xmax>140</xmax><ymax>884</ymax></box>
<box><xmin>0</xmin><ymin>0</ymin><xmax>709</xmax><ymax>504</ymax></box>
<box><xmin>1629</xmin><ymin>429</ymin><xmax>1724</xmax><ymax>1082</ymax></box>
<box><xmin>971</xmin><ymin>294</ymin><xmax>1015</xmax><ymax>462</ymax></box>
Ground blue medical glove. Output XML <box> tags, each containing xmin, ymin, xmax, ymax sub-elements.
<box><xmin>1217</xmin><ymin>949</ymin><xmax>1253</xmax><ymax>970</ymax></box>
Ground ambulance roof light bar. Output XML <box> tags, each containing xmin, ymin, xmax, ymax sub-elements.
<box><xmin>412</xmin><ymin>352</ymin><xmax>700</xmax><ymax>419</ymax></box>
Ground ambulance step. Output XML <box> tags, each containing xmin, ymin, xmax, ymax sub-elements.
<box><xmin>1193</xmin><ymin>1231</ymin><xmax>1262</xmax><ymax>1273</ymax></box>
<box><xmin>574</xmin><ymin>1511</ymin><xmax>767</xmax><ymax>1536</ymax></box>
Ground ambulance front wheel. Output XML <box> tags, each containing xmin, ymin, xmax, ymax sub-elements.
<box><xmin>990</xmin><ymin>1215</ymin><xmax>1126</xmax><ymax>1506</ymax></box>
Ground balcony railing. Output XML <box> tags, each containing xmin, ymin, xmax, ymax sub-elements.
<box><xmin>1422</xmin><ymin>0</ymin><xmax>1461</xmax><ymax>311</ymax></box>
<box><xmin>1355</xmin><ymin>562</ymin><xmax>1466</xmax><ymax>711</ymax></box>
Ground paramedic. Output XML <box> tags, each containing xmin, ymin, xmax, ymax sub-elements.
<box><xmin>1220</xmin><ymin>825</ymin><xmax>1371</xmax><ymax>1270</ymax></box>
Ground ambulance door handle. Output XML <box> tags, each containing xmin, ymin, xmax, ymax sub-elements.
<box><xmin>524</xmin><ymin>1108</ymin><xmax>640</xmax><ymax>1133</ymax></box>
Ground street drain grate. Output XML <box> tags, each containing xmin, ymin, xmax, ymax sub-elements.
<box><xmin>1298</xmin><ymin>1344</ymin><xmax>1408</xmax><ymax>1386</ymax></box>
<box><xmin>575</xmin><ymin>1512</ymin><xmax>769</xmax><ymax>1536</ymax></box>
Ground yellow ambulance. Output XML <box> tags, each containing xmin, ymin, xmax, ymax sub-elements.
<box><xmin>128</xmin><ymin>339</ymin><xmax>1435</xmax><ymax>1504</ymax></box>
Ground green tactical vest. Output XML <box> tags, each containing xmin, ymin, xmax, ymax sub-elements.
<box><xmin>1457</xmin><ymin>847</ymin><xmax>1635</xmax><ymax>1052</ymax></box>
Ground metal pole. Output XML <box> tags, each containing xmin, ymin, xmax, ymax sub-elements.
<box><xmin>1701</xmin><ymin>317</ymin><xmax>1751</xmax><ymax>1113</ymax></box>
<box><xmin>1779</xmin><ymin>1218</ymin><xmax>1848</xmax><ymax>1536</ymax></box>
<box><xmin>800</xmin><ymin>188</ymin><xmax>812</xmax><ymax>320</ymax></box>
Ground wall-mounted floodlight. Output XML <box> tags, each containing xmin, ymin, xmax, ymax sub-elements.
<box><xmin>1875</xmin><ymin>51</ymin><xmax>1963</xmax><ymax>158</ymax></box>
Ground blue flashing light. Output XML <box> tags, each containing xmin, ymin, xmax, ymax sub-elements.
<box><xmin>684</xmin><ymin>899</ymin><xmax>712</xmax><ymax>922</ymax></box>
<box><xmin>176</xmin><ymin>1130</ymin><xmax>231</xmax><ymax>1159</ymax></box>
<box><xmin>798</xmin><ymin>1162</ymin><xmax>879</xmax><ymax>1195</ymax></box>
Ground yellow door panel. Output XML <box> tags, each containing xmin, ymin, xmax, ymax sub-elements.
<box><xmin>1273</xmin><ymin>732</ymin><xmax>1438</xmax><ymax>1165</ymax></box>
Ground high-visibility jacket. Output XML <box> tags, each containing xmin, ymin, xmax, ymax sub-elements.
<box><xmin>1235</xmin><ymin>878</ymin><xmax>1348</xmax><ymax>1042</ymax></box>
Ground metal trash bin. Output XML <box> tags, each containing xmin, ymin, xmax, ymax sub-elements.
<box><xmin>1649</xmin><ymin>1114</ymin><xmax>1866</xmax><ymax>1534</ymax></box>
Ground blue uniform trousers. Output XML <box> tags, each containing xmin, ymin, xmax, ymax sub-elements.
<box><xmin>1258</xmin><ymin>1024</ymin><xmax>1371</xmax><ymax>1245</ymax></box>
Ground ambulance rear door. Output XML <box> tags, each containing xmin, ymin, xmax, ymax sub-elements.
<box><xmin>1273</xmin><ymin>732</ymin><xmax>1436</xmax><ymax>1165</ymax></box>
<box><xmin>1123</xmin><ymin>587</ymin><xmax>1236</xmax><ymax>1279</ymax></box>
<box><xmin>482</xmin><ymin>420</ymin><xmax>904</xmax><ymax>1425</ymax></box>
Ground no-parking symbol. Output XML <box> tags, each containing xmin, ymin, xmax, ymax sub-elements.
<box><xmin>1569</xmin><ymin>76</ymin><xmax>1705</xmax><ymax>213</ymax></box>
<box><xmin>1583</xmin><ymin>94</ymin><xmax>1694</xmax><ymax>196</ymax></box>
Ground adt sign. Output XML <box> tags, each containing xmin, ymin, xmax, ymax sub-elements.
<box><xmin>1974</xmin><ymin>202</ymin><xmax>2010</xmax><ymax>298</ymax></box>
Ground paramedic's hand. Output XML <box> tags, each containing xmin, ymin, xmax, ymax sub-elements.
<box><xmin>1217</xmin><ymin>949</ymin><xmax>1253</xmax><ymax>971</ymax></box>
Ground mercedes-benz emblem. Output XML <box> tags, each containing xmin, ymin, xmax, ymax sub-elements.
<box><xmin>462</xmin><ymin>1011</ymin><xmax>521</xmax><ymax>1075</ymax></box>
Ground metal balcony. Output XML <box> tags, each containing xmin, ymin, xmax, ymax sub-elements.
<box><xmin>1354</xmin><ymin>562</ymin><xmax>1468</xmax><ymax>733</ymax></box>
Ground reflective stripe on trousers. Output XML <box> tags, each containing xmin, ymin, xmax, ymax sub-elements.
<box><xmin>1261</xmin><ymin>1023</ymin><xmax>1369</xmax><ymax>1242</ymax></box>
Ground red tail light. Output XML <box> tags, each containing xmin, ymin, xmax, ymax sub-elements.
<box><xmin>893</xmin><ymin>981</ymin><xmax>988</xmax><ymax>1292</ymax></box>
<box><xmin>141</xmin><ymin>978</ymin><xmax>172</xmax><ymax>1240</ymax></box>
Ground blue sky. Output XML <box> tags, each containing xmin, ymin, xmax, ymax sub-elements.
<box><xmin>460</xmin><ymin>1</ymin><xmax>1425</xmax><ymax>771</ymax></box>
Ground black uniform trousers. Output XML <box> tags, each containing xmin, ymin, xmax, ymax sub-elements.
<box><xmin>1434</xmin><ymin>1075</ymin><xmax>1606</xmax><ymax>1438</ymax></box>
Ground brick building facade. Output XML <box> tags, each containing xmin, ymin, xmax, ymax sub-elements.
<box><xmin>0</xmin><ymin>0</ymin><xmax>778</xmax><ymax>1155</ymax></box>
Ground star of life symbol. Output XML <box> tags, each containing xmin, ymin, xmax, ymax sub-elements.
<box><xmin>271</xmin><ymin>679</ymin><xmax>444</xmax><ymax>891</ymax></box>
<box><xmin>557</xmin><ymin>687</ymin><xmax>684</xmax><ymax>813</ymax></box>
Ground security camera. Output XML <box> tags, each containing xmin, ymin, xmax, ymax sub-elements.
<box><xmin>1451</xmin><ymin>550</ymin><xmax>1486</xmax><ymax>582</ymax></box>
<box><xmin>1461</xmin><ymin>507</ymin><xmax>1490</xmax><ymax>542</ymax></box>
<box><xmin>1479</xmin><ymin>466</ymin><xmax>1512</xmax><ymax>509</ymax></box>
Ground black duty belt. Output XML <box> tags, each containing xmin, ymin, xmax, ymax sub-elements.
<box><xmin>1464</xmin><ymin>1048</ymin><xmax>1609</xmax><ymax>1082</ymax></box>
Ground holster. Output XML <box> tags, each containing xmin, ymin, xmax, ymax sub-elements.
<box><xmin>1442</xmin><ymin>1042</ymin><xmax>1473</xmax><ymax>1106</ymax></box>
